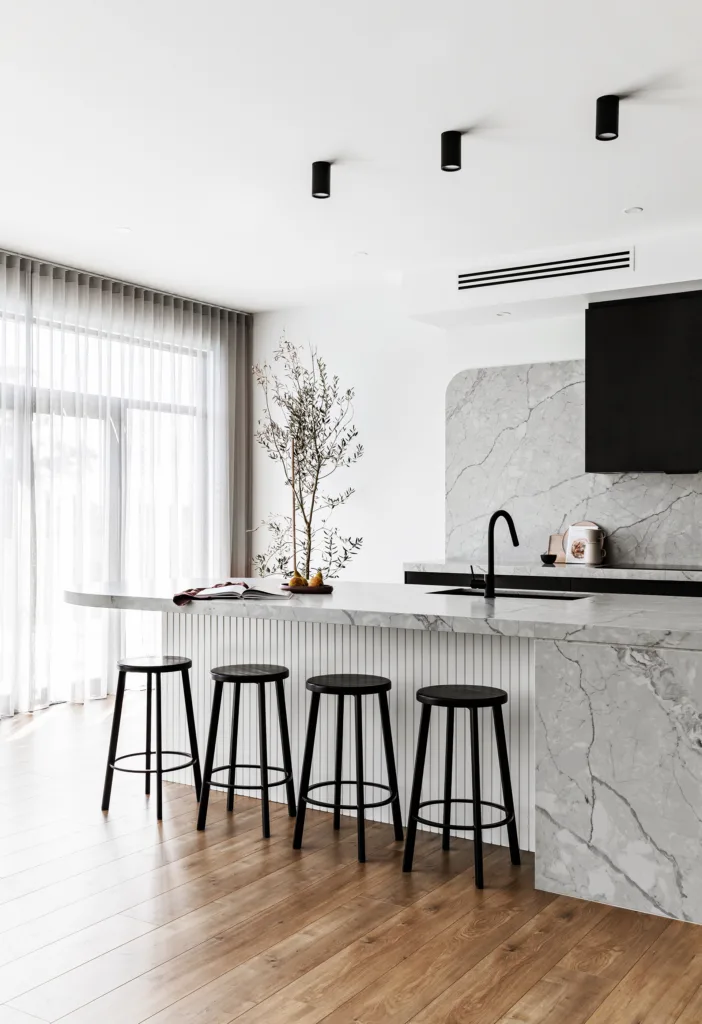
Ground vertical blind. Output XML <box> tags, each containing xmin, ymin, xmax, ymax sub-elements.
<box><xmin>0</xmin><ymin>252</ymin><xmax>252</xmax><ymax>717</ymax></box>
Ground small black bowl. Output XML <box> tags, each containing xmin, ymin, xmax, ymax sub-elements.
<box><xmin>540</xmin><ymin>553</ymin><xmax>558</xmax><ymax>566</ymax></box>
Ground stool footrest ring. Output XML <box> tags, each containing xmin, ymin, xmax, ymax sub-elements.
<box><xmin>110</xmin><ymin>750</ymin><xmax>197</xmax><ymax>775</ymax></box>
<box><xmin>207</xmin><ymin>763</ymin><xmax>292</xmax><ymax>792</ymax></box>
<box><xmin>412</xmin><ymin>797</ymin><xmax>514</xmax><ymax>832</ymax></box>
<box><xmin>303</xmin><ymin>779</ymin><xmax>398</xmax><ymax>812</ymax></box>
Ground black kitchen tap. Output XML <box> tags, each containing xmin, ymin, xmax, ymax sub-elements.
<box><xmin>484</xmin><ymin>510</ymin><xmax>519</xmax><ymax>599</ymax></box>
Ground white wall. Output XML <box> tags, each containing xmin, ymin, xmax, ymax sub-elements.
<box><xmin>252</xmin><ymin>296</ymin><xmax>584</xmax><ymax>582</ymax></box>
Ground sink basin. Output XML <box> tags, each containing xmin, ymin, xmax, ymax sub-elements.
<box><xmin>431</xmin><ymin>587</ymin><xmax>587</xmax><ymax>601</ymax></box>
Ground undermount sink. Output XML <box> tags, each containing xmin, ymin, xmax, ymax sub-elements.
<box><xmin>431</xmin><ymin>587</ymin><xmax>588</xmax><ymax>601</ymax></box>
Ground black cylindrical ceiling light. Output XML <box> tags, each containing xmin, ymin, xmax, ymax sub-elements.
<box><xmin>596</xmin><ymin>94</ymin><xmax>619</xmax><ymax>141</ymax></box>
<box><xmin>441</xmin><ymin>130</ymin><xmax>462</xmax><ymax>171</ymax></box>
<box><xmin>311</xmin><ymin>161</ymin><xmax>331</xmax><ymax>198</ymax></box>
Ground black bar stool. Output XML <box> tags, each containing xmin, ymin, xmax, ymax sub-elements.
<box><xmin>101</xmin><ymin>655</ymin><xmax>201</xmax><ymax>820</ymax></box>
<box><xmin>292</xmin><ymin>674</ymin><xmax>404</xmax><ymax>863</ymax></box>
<box><xmin>197</xmin><ymin>664</ymin><xmax>296</xmax><ymax>838</ymax></box>
<box><xmin>402</xmin><ymin>684</ymin><xmax>520</xmax><ymax>888</ymax></box>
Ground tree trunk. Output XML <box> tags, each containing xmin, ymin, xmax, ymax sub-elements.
<box><xmin>304</xmin><ymin>517</ymin><xmax>312</xmax><ymax>579</ymax></box>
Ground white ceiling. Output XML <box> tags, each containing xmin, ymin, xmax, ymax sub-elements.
<box><xmin>1</xmin><ymin>0</ymin><xmax>701</xmax><ymax>312</ymax></box>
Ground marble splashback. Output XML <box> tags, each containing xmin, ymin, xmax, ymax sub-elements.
<box><xmin>446</xmin><ymin>360</ymin><xmax>702</xmax><ymax>565</ymax></box>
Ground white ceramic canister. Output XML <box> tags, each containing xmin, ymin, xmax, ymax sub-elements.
<box><xmin>581</xmin><ymin>528</ymin><xmax>606</xmax><ymax>565</ymax></box>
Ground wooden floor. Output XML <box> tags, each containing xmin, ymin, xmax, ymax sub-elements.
<box><xmin>2</xmin><ymin>701</ymin><xmax>702</xmax><ymax>1024</ymax></box>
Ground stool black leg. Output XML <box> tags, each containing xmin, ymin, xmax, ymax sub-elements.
<box><xmin>293</xmin><ymin>691</ymin><xmax>320</xmax><ymax>850</ymax></box>
<box><xmin>181</xmin><ymin>668</ymin><xmax>202</xmax><ymax>801</ymax></box>
<box><xmin>333</xmin><ymin>694</ymin><xmax>344</xmax><ymax>830</ymax></box>
<box><xmin>493</xmin><ymin>704</ymin><xmax>521</xmax><ymax>866</ymax></box>
<box><xmin>442</xmin><ymin>706</ymin><xmax>455</xmax><ymax>851</ymax></box>
<box><xmin>145</xmin><ymin>672</ymin><xmax>152</xmax><ymax>796</ymax></box>
<box><xmin>470</xmin><ymin>707</ymin><xmax>483</xmax><ymax>888</ymax></box>
<box><xmin>275</xmin><ymin>679</ymin><xmax>296</xmax><ymax>818</ymax></box>
<box><xmin>378</xmin><ymin>691</ymin><xmax>404</xmax><ymax>842</ymax></box>
<box><xmin>155</xmin><ymin>672</ymin><xmax>164</xmax><ymax>821</ymax></box>
<box><xmin>197</xmin><ymin>680</ymin><xmax>224</xmax><ymax>831</ymax></box>
<box><xmin>227</xmin><ymin>683</ymin><xmax>241</xmax><ymax>812</ymax></box>
<box><xmin>354</xmin><ymin>694</ymin><xmax>366</xmax><ymax>863</ymax></box>
<box><xmin>258</xmin><ymin>681</ymin><xmax>271</xmax><ymax>839</ymax></box>
<box><xmin>403</xmin><ymin>703</ymin><xmax>431</xmax><ymax>872</ymax></box>
<box><xmin>102</xmin><ymin>670</ymin><xmax>127</xmax><ymax>812</ymax></box>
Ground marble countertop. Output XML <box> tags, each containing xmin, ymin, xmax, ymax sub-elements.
<box><xmin>404</xmin><ymin>560</ymin><xmax>702</xmax><ymax>582</ymax></box>
<box><xmin>65</xmin><ymin>578</ymin><xmax>702</xmax><ymax>650</ymax></box>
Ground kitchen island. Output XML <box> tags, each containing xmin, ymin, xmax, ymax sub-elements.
<box><xmin>66</xmin><ymin>579</ymin><xmax>702</xmax><ymax>925</ymax></box>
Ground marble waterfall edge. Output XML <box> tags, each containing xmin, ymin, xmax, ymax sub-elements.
<box><xmin>66</xmin><ymin>580</ymin><xmax>702</xmax><ymax>924</ymax></box>
<box><xmin>446</xmin><ymin>360</ymin><xmax>702</xmax><ymax>565</ymax></box>
<box><xmin>535</xmin><ymin>639</ymin><xmax>702</xmax><ymax>923</ymax></box>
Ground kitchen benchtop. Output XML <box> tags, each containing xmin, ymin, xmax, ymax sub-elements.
<box><xmin>404</xmin><ymin>559</ymin><xmax>702</xmax><ymax>582</ymax></box>
<box><xmin>65</xmin><ymin>578</ymin><xmax>702</xmax><ymax>650</ymax></box>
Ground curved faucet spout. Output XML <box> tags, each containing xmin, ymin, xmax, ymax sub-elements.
<box><xmin>485</xmin><ymin>510</ymin><xmax>520</xmax><ymax>600</ymax></box>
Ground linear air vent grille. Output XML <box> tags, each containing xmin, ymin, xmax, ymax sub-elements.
<box><xmin>457</xmin><ymin>249</ymin><xmax>633</xmax><ymax>290</ymax></box>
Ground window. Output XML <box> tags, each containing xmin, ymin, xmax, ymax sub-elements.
<box><xmin>0</xmin><ymin>254</ymin><xmax>250</xmax><ymax>716</ymax></box>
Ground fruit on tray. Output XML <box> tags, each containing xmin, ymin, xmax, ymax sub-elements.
<box><xmin>308</xmin><ymin>571</ymin><xmax>324</xmax><ymax>588</ymax></box>
<box><xmin>287</xmin><ymin>571</ymin><xmax>308</xmax><ymax>587</ymax></box>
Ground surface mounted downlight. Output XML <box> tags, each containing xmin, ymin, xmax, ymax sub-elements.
<box><xmin>441</xmin><ymin>130</ymin><xmax>461</xmax><ymax>171</ymax></box>
<box><xmin>312</xmin><ymin>161</ymin><xmax>331</xmax><ymax>198</ymax></box>
<box><xmin>596</xmin><ymin>95</ymin><xmax>619</xmax><ymax>141</ymax></box>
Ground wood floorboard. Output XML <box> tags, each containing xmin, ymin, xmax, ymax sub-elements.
<box><xmin>495</xmin><ymin>906</ymin><xmax>670</xmax><ymax>1024</ymax></box>
<box><xmin>66</xmin><ymin>830</ymin><xmax>453</xmax><ymax>1023</ymax></box>
<box><xmin>9</xmin><ymin>822</ymin><xmax>394</xmax><ymax>1021</ymax></box>
<box><xmin>405</xmin><ymin>897</ymin><xmax>612</xmax><ymax>1024</ymax></box>
<box><xmin>2</xmin><ymin>698</ymin><xmax>702</xmax><ymax>1024</ymax></box>
<box><xmin>675</xmin><ymin>982</ymin><xmax>702</xmax><ymax>1024</ymax></box>
<box><xmin>580</xmin><ymin>921</ymin><xmax>702</xmax><ymax>1024</ymax></box>
<box><xmin>0</xmin><ymin>795</ymin><xmax>211</xmax><ymax>896</ymax></box>
<box><xmin>0</xmin><ymin>1005</ymin><xmax>50</xmax><ymax>1024</ymax></box>
<box><xmin>0</xmin><ymin>791</ymin><xmax>202</xmax><ymax>872</ymax></box>
<box><xmin>318</xmin><ymin>864</ymin><xmax>549</xmax><ymax>1024</ymax></box>
<box><xmin>121</xmin><ymin>816</ymin><xmax>386</xmax><ymax>928</ymax></box>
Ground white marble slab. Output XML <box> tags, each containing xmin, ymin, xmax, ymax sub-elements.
<box><xmin>405</xmin><ymin>560</ymin><xmax>702</xmax><ymax>583</ymax></box>
<box><xmin>65</xmin><ymin>578</ymin><xmax>702</xmax><ymax>650</ymax></box>
<box><xmin>445</xmin><ymin>360</ymin><xmax>702</xmax><ymax>566</ymax></box>
<box><xmin>535</xmin><ymin>639</ymin><xmax>702</xmax><ymax>924</ymax></box>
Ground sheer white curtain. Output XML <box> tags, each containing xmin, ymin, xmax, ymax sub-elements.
<box><xmin>0</xmin><ymin>252</ymin><xmax>251</xmax><ymax>717</ymax></box>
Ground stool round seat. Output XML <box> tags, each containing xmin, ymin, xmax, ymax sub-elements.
<box><xmin>197</xmin><ymin>663</ymin><xmax>296</xmax><ymax>837</ymax></box>
<box><xmin>294</xmin><ymin>672</ymin><xmax>403</xmax><ymax>862</ymax></box>
<box><xmin>118</xmin><ymin>655</ymin><xmax>192</xmax><ymax>673</ymax></box>
<box><xmin>417</xmin><ymin>685</ymin><xmax>507</xmax><ymax>708</ymax></box>
<box><xmin>307</xmin><ymin>673</ymin><xmax>391</xmax><ymax>696</ymax></box>
<box><xmin>403</xmin><ymin>683</ymin><xmax>520</xmax><ymax>888</ymax></box>
<box><xmin>211</xmin><ymin>664</ymin><xmax>289</xmax><ymax>683</ymax></box>
<box><xmin>102</xmin><ymin>656</ymin><xmax>201</xmax><ymax>820</ymax></box>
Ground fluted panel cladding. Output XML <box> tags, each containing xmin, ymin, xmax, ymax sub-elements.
<box><xmin>163</xmin><ymin>614</ymin><xmax>535</xmax><ymax>852</ymax></box>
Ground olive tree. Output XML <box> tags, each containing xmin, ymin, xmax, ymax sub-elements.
<box><xmin>253</xmin><ymin>337</ymin><xmax>363</xmax><ymax>579</ymax></box>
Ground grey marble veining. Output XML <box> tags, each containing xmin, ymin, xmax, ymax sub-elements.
<box><xmin>65</xmin><ymin>579</ymin><xmax>702</xmax><ymax>650</ymax></box>
<box><xmin>535</xmin><ymin>639</ymin><xmax>702</xmax><ymax>923</ymax></box>
<box><xmin>446</xmin><ymin>360</ymin><xmax>702</xmax><ymax>566</ymax></box>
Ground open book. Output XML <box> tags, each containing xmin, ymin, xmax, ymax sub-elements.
<box><xmin>173</xmin><ymin>581</ymin><xmax>291</xmax><ymax>606</ymax></box>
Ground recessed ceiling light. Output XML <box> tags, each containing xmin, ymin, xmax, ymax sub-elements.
<box><xmin>115</xmin><ymin>226</ymin><xmax>132</xmax><ymax>233</ymax></box>
<box><xmin>496</xmin><ymin>311</ymin><xmax>511</xmax><ymax>317</ymax></box>
<box><xmin>354</xmin><ymin>250</ymin><xmax>369</xmax><ymax>257</ymax></box>
<box><xmin>624</xmin><ymin>206</ymin><xmax>643</xmax><ymax>215</ymax></box>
